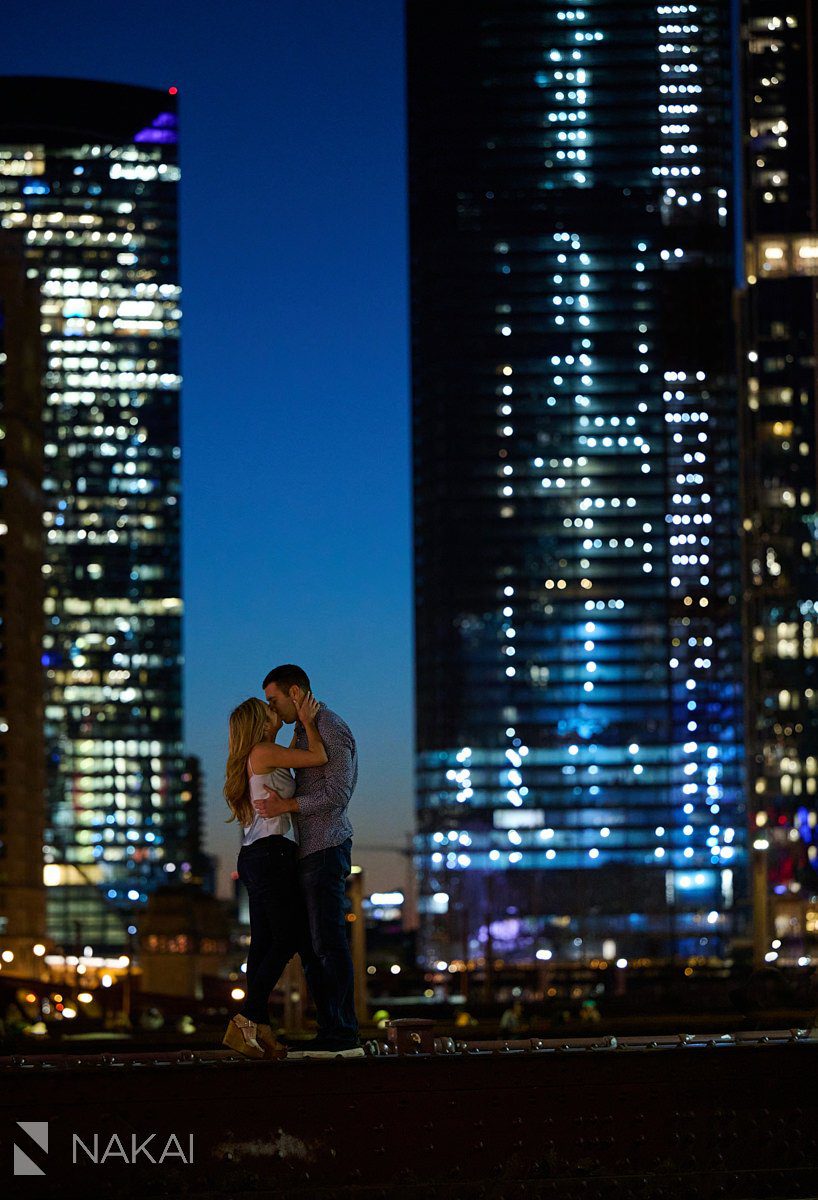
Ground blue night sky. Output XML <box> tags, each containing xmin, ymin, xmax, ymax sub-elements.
<box><xmin>4</xmin><ymin>0</ymin><xmax>414</xmax><ymax>894</ymax></box>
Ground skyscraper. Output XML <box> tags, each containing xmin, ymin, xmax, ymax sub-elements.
<box><xmin>0</xmin><ymin>232</ymin><xmax>46</xmax><ymax>973</ymax></box>
<box><xmin>0</xmin><ymin>78</ymin><xmax>185</xmax><ymax>953</ymax></box>
<box><xmin>408</xmin><ymin>1</ymin><xmax>747</xmax><ymax>967</ymax></box>
<box><xmin>740</xmin><ymin>3</ymin><xmax>818</xmax><ymax>964</ymax></box>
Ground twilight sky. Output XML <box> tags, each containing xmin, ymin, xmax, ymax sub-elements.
<box><xmin>4</xmin><ymin>0</ymin><xmax>414</xmax><ymax>894</ymax></box>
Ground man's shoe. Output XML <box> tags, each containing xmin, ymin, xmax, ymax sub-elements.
<box><xmin>287</xmin><ymin>1036</ymin><xmax>365</xmax><ymax>1060</ymax></box>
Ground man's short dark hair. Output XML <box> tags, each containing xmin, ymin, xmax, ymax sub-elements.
<box><xmin>262</xmin><ymin>663</ymin><xmax>311</xmax><ymax>694</ymax></box>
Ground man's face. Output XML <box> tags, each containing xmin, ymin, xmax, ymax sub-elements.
<box><xmin>265</xmin><ymin>681</ymin><xmax>300</xmax><ymax>724</ymax></box>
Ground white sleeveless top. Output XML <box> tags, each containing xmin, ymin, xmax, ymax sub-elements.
<box><xmin>241</xmin><ymin>763</ymin><xmax>298</xmax><ymax>848</ymax></box>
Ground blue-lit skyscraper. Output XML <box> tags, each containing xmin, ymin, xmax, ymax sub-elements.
<box><xmin>408</xmin><ymin>1</ymin><xmax>747</xmax><ymax>966</ymax></box>
<box><xmin>0</xmin><ymin>78</ymin><xmax>186</xmax><ymax>953</ymax></box>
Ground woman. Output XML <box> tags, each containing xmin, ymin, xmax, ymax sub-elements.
<box><xmin>222</xmin><ymin>691</ymin><xmax>327</xmax><ymax>1058</ymax></box>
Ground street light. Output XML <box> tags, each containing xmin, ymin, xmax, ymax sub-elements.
<box><xmin>752</xmin><ymin>837</ymin><xmax>770</xmax><ymax>968</ymax></box>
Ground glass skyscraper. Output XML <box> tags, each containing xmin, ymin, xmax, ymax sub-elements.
<box><xmin>408</xmin><ymin>1</ymin><xmax>748</xmax><ymax>967</ymax></box>
<box><xmin>740</xmin><ymin>3</ymin><xmax>818</xmax><ymax>965</ymax></box>
<box><xmin>0</xmin><ymin>78</ymin><xmax>186</xmax><ymax>953</ymax></box>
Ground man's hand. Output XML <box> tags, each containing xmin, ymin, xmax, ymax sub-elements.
<box><xmin>295</xmin><ymin>690</ymin><xmax>320</xmax><ymax>726</ymax></box>
<box><xmin>252</xmin><ymin>787</ymin><xmax>298</xmax><ymax>818</ymax></box>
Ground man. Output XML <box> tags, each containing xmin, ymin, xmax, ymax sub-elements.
<box><xmin>253</xmin><ymin>663</ymin><xmax>363</xmax><ymax>1058</ymax></box>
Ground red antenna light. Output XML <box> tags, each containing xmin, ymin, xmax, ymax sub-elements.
<box><xmin>168</xmin><ymin>86</ymin><xmax>178</xmax><ymax>96</ymax></box>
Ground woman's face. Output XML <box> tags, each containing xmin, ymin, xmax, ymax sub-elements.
<box><xmin>264</xmin><ymin>708</ymin><xmax>282</xmax><ymax>739</ymax></box>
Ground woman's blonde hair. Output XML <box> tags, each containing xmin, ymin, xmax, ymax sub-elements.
<box><xmin>224</xmin><ymin>697</ymin><xmax>271</xmax><ymax>825</ymax></box>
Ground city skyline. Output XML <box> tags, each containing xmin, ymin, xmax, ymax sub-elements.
<box><xmin>2</xmin><ymin>8</ymin><xmax>818</xmax><ymax>1193</ymax></box>
<box><xmin>0</xmin><ymin>0</ymin><xmax>413</xmax><ymax>900</ymax></box>
<box><xmin>2</xmin><ymin>0</ymin><xmax>816</xmax><ymax>968</ymax></box>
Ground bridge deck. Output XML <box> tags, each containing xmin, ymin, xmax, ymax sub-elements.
<box><xmin>2</xmin><ymin>1030</ymin><xmax>815</xmax><ymax>1199</ymax></box>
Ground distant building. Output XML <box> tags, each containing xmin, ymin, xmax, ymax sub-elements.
<box><xmin>408</xmin><ymin>1</ymin><xmax>747</xmax><ymax>967</ymax></box>
<box><xmin>363</xmin><ymin>890</ymin><xmax>417</xmax><ymax>977</ymax></box>
<box><xmin>0</xmin><ymin>78</ymin><xmax>186</xmax><ymax>953</ymax></box>
<box><xmin>0</xmin><ymin>233</ymin><xmax>45</xmax><ymax>973</ymax></box>
<box><xmin>739</xmin><ymin>4</ymin><xmax>818</xmax><ymax>962</ymax></box>
<box><xmin>139</xmin><ymin>884</ymin><xmax>233</xmax><ymax>999</ymax></box>
<box><xmin>181</xmin><ymin>755</ymin><xmax>217</xmax><ymax>895</ymax></box>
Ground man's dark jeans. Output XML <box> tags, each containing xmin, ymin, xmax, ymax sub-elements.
<box><xmin>237</xmin><ymin>834</ymin><xmax>301</xmax><ymax>1024</ymax></box>
<box><xmin>299</xmin><ymin>838</ymin><xmax>358</xmax><ymax>1042</ymax></box>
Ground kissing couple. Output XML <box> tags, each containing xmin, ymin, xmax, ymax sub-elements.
<box><xmin>221</xmin><ymin>663</ymin><xmax>363</xmax><ymax>1059</ymax></box>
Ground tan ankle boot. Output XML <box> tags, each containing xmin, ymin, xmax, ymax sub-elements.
<box><xmin>222</xmin><ymin>1013</ymin><xmax>265</xmax><ymax>1059</ymax></box>
<box><xmin>256</xmin><ymin>1023</ymin><xmax>286</xmax><ymax>1061</ymax></box>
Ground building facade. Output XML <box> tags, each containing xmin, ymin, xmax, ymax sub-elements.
<box><xmin>0</xmin><ymin>233</ymin><xmax>46</xmax><ymax>973</ymax></box>
<box><xmin>740</xmin><ymin>2</ymin><xmax>818</xmax><ymax>964</ymax></box>
<box><xmin>408</xmin><ymin>1</ymin><xmax>747</xmax><ymax>966</ymax></box>
<box><xmin>0</xmin><ymin>78</ymin><xmax>186</xmax><ymax>953</ymax></box>
<box><xmin>181</xmin><ymin>755</ymin><xmax>217</xmax><ymax>895</ymax></box>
